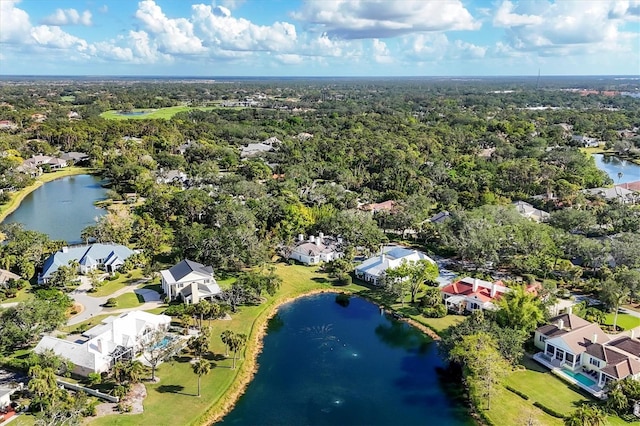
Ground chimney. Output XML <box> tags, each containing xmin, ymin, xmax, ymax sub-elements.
<box><xmin>309</xmin><ymin>235</ymin><xmax>315</xmax><ymax>243</ymax></box>
<box><xmin>490</xmin><ymin>282</ymin><xmax>497</xmax><ymax>298</ymax></box>
<box><xmin>632</xmin><ymin>329</ymin><xmax>635</xmax><ymax>339</ymax></box>
<box><xmin>558</xmin><ymin>318</ymin><xmax>564</xmax><ymax>330</ymax></box>
<box><xmin>319</xmin><ymin>232</ymin><xmax>324</xmax><ymax>240</ymax></box>
<box><xmin>381</xmin><ymin>253</ymin><xmax>386</xmax><ymax>263</ymax></box>
<box><xmin>592</xmin><ymin>333</ymin><xmax>598</xmax><ymax>344</ymax></box>
<box><xmin>298</xmin><ymin>234</ymin><xmax>304</xmax><ymax>242</ymax></box>
<box><xmin>567</xmin><ymin>306</ymin><xmax>572</xmax><ymax>315</ymax></box>
<box><xmin>316</xmin><ymin>236</ymin><xmax>322</xmax><ymax>246</ymax></box>
<box><xmin>62</xmin><ymin>246</ymin><xmax>68</xmax><ymax>253</ymax></box>
<box><xmin>191</xmin><ymin>282</ymin><xmax>200</xmax><ymax>304</ymax></box>
<box><xmin>472</xmin><ymin>278</ymin><xmax>479</xmax><ymax>293</ymax></box>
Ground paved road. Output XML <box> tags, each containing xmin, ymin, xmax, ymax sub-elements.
<box><xmin>67</xmin><ymin>276</ymin><xmax>162</xmax><ymax>326</ymax></box>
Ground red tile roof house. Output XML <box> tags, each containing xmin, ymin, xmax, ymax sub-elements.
<box><xmin>533</xmin><ymin>313</ymin><xmax>640</xmax><ymax>398</ymax></box>
<box><xmin>440</xmin><ymin>277</ymin><xmax>540</xmax><ymax>313</ymax></box>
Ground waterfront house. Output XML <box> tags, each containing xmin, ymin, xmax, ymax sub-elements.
<box><xmin>34</xmin><ymin>311</ymin><xmax>171</xmax><ymax>376</ymax></box>
<box><xmin>161</xmin><ymin>259</ymin><xmax>221</xmax><ymax>304</ymax></box>
<box><xmin>582</xmin><ymin>187</ymin><xmax>635</xmax><ymax>203</ymax></box>
<box><xmin>0</xmin><ymin>269</ymin><xmax>20</xmax><ymax>286</ymax></box>
<box><xmin>288</xmin><ymin>233</ymin><xmax>343</xmax><ymax>265</ymax></box>
<box><xmin>534</xmin><ymin>314</ymin><xmax>640</xmax><ymax>392</ymax></box>
<box><xmin>39</xmin><ymin>243</ymin><xmax>135</xmax><ymax>284</ymax></box>
<box><xmin>354</xmin><ymin>246</ymin><xmax>435</xmax><ymax>286</ymax></box>
<box><xmin>441</xmin><ymin>278</ymin><xmax>541</xmax><ymax>313</ymax></box>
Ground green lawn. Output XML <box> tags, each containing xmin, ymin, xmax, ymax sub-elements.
<box><xmin>604</xmin><ymin>312</ymin><xmax>640</xmax><ymax>331</ymax></box>
<box><xmin>104</xmin><ymin>292</ymin><xmax>144</xmax><ymax>310</ymax></box>
<box><xmin>494</xmin><ymin>357</ymin><xmax>629</xmax><ymax>426</ymax></box>
<box><xmin>100</xmin><ymin>106</ymin><xmax>220</xmax><ymax>120</ymax></box>
<box><xmin>88</xmin><ymin>269</ymin><xmax>145</xmax><ymax>297</ymax></box>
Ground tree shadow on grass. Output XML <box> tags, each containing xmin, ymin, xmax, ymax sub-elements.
<box><xmin>173</xmin><ymin>356</ymin><xmax>192</xmax><ymax>363</ymax></box>
<box><xmin>204</xmin><ymin>353</ymin><xmax>226</xmax><ymax>362</ymax></box>
<box><xmin>312</xmin><ymin>277</ymin><xmax>330</xmax><ymax>284</ymax></box>
<box><xmin>156</xmin><ymin>384</ymin><xmax>190</xmax><ymax>395</ymax></box>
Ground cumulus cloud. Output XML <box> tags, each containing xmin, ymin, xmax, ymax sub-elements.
<box><xmin>492</xmin><ymin>0</ymin><xmax>637</xmax><ymax>57</ymax></box>
<box><xmin>403</xmin><ymin>33</ymin><xmax>486</xmax><ymax>62</ymax></box>
<box><xmin>31</xmin><ymin>25</ymin><xmax>89</xmax><ymax>49</ymax></box>
<box><xmin>372</xmin><ymin>39</ymin><xmax>392</xmax><ymax>63</ymax></box>
<box><xmin>291</xmin><ymin>0</ymin><xmax>479</xmax><ymax>39</ymax></box>
<box><xmin>0</xmin><ymin>1</ymin><xmax>31</xmax><ymax>43</ymax></box>
<box><xmin>192</xmin><ymin>3</ymin><xmax>297</xmax><ymax>53</ymax></box>
<box><xmin>135</xmin><ymin>0</ymin><xmax>205</xmax><ymax>55</ymax></box>
<box><xmin>94</xmin><ymin>30</ymin><xmax>173</xmax><ymax>63</ymax></box>
<box><xmin>41</xmin><ymin>8</ymin><xmax>92</xmax><ymax>26</ymax></box>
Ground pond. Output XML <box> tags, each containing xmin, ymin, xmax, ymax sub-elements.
<box><xmin>3</xmin><ymin>174</ymin><xmax>107</xmax><ymax>243</ymax></box>
<box><xmin>218</xmin><ymin>293</ymin><xmax>472</xmax><ymax>426</ymax></box>
<box><xmin>593</xmin><ymin>154</ymin><xmax>640</xmax><ymax>184</ymax></box>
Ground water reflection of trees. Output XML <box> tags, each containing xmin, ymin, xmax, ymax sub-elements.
<box><xmin>267</xmin><ymin>313</ymin><xmax>284</xmax><ymax>333</ymax></box>
<box><xmin>374</xmin><ymin>321</ymin><xmax>430</xmax><ymax>354</ymax></box>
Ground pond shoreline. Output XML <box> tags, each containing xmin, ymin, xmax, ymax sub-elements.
<box><xmin>0</xmin><ymin>167</ymin><xmax>95</xmax><ymax>223</ymax></box>
<box><xmin>201</xmin><ymin>287</ymin><xmax>442</xmax><ymax>425</ymax></box>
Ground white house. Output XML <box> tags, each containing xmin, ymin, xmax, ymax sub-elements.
<box><xmin>513</xmin><ymin>201</ymin><xmax>550</xmax><ymax>222</ymax></box>
<box><xmin>34</xmin><ymin>311</ymin><xmax>171</xmax><ymax>376</ymax></box>
<box><xmin>354</xmin><ymin>246</ymin><xmax>435</xmax><ymax>286</ymax></box>
<box><xmin>39</xmin><ymin>243</ymin><xmax>135</xmax><ymax>284</ymax></box>
<box><xmin>161</xmin><ymin>259</ymin><xmax>221</xmax><ymax>304</ymax></box>
<box><xmin>288</xmin><ymin>233</ymin><xmax>343</xmax><ymax>265</ymax></box>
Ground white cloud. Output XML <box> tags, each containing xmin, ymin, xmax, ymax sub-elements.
<box><xmin>220</xmin><ymin>0</ymin><xmax>246</xmax><ymax>10</ymax></box>
<box><xmin>0</xmin><ymin>1</ymin><xmax>31</xmax><ymax>43</ymax></box>
<box><xmin>403</xmin><ymin>34</ymin><xmax>486</xmax><ymax>61</ymax></box>
<box><xmin>275</xmin><ymin>53</ymin><xmax>304</xmax><ymax>65</ymax></box>
<box><xmin>99</xmin><ymin>5</ymin><xmax>109</xmax><ymax>14</ymax></box>
<box><xmin>30</xmin><ymin>25</ymin><xmax>89</xmax><ymax>50</ymax></box>
<box><xmin>41</xmin><ymin>8</ymin><xmax>92</xmax><ymax>26</ymax></box>
<box><xmin>372</xmin><ymin>39</ymin><xmax>392</xmax><ymax>63</ymax></box>
<box><xmin>492</xmin><ymin>0</ymin><xmax>637</xmax><ymax>57</ymax></box>
<box><xmin>192</xmin><ymin>4</ymin><xmax>297</xmax><ymax>53</ymax></box>
<box><xmin>135</xmin><ymin>0</ymin><xmax>205</xmax><ymax>55</ymax></box>
<box><xmin>291</xmin><ymin>0</ymin><xmax>480</xmax><ymax>39</ymax></box>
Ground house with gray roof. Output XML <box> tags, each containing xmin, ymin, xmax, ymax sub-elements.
<box><xmin>354</xmin><ymin>246</ymin><xmax>436</xmax><ymax>286</ymax></box>
<box><xmin>34</xmin><ymin>311</ymin><xmax>171</xmax><ymax>376</ymax></box>
<box><xmin>0</xmin><ymin>269</ymin><xmax>20</xmax><ymax>285</ymax></box>
<box><xmin>161</xmin><ymin>259</ymin><xmax>221</xmax><ymax>304</ymax></box>
<box><xmin>39</xmin><ymin>243</ymin><xmax>135</xmax><ymax>284</ymax></box>
<box><xmin>513</xmin><ymin>201</ymin><xmax>550</xmax><ymax>222</ymax></box>
<box><xmin>288</xmin><ymin>233</ymin><xmax>343</xmax><ymax>265</ymax></box>
<box><xmin>582</xmin><ymin>187</ymin><xmax>636</xmax><ymax>203</ymax></box>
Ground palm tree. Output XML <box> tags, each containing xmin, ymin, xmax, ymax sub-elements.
<box><xmin>220</xmin><ymin>330</ymin><xmax>233</xmax><ymax>357</ymax></box>
<box><xmin>229</xmin><ymin>333</ymin><xmax>247</xmax><ymax>370</ymax></box>
<box><xmin>496</xmin><ymin>285</ymin><xmax>545</xmax><ymax>333</ymax></box>
<box><xmin>125</xmin><ymin>360</ymin><xmax>146</xmax><ymax>384</ymax></box>
<box><xmin>601</xmin><ymin>279</ymin><xmax>630</xmax><ymax>332</ymax></box>
<box><xmin>188</xmin><ymin>330</ymin><xmax>210</xmax><ymax>360</ymax></box>
<box><xmin>192</xmin><ymin>359</ymin><xmax>211</xmax><ymax>397</ymax></box>
<box><xmin>564</xmin><ymin>404</ymin><xmax>607</xmax><ymax>426</ymax></box>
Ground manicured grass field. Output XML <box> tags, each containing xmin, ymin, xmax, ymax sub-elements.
<box><xmin>88</xmin><ymin>269</ymin><xmax>145</xmax><ymax>298</ymax></box>
<box><xmin>104</xmin><ymin>292</ymin><xmax>144</xmax><ymax>310</ymax></box>
<box><xmin>100</xmin><ymin>106</ymin><xmax>219</xmax><ymax>120</ymax></box>
<box><xmin>494</xmin><ymin>357</ymin><xmax>627</xmax><ymax>425</ymax></box>
<box><xmin>604</xmin><ymin>312</ymin><xmax>640</xmax><ymax>331</ymax></box>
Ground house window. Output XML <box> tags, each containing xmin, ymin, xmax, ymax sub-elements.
<box><xmin>539</xmin><ymin>335</ymin><xmax>546</xmax><ymax>343</ymax></box>
<box><xmin>590</xmin><ymin>358</ymin><xmax>601</xmax><ymax>368</ymax></box>
<box><xmin>566</xmin><ymin>353</ymin><xmax>574</xmax><ymax>363</ymax></box>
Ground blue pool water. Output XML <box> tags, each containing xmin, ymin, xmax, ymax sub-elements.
<box><xmin>562</xmin><ymin>369</ymin><xmax>596</xmax><ymax>387</ymax></box>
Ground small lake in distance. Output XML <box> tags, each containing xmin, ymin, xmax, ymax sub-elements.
<box><xmin>593</xmin><ymin>154</ymin><xmax>640</xmax><ymax>184</ymax></box>
<box><xmin>218</xmin><ymin>293</ymin><xmax>472</xmax><ymax>426</ymax></box>
<box><xmin>3</xmin><ymin>174</ymin><xmax>107</xmax><ymax>243</ymax></box>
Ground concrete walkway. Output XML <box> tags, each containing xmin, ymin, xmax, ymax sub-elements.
<box><xmin>67</xmin><ymin>277</ymin><xmax>162</xmax><ymax>326</ymax></box>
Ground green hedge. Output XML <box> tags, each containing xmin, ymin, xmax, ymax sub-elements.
<box><xmin>533</xmin><ymin>401</ymin><xmax>565</xmax><ymax>419</ymax></box>
<box><xmin>505</xmin><ymin>385</ymin><xmax>530</xmax><ymax>400</ymax></box>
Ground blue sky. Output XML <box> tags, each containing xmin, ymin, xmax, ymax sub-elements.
<box><xmin>1</xmin><ymin>0</ymin><xmax>639</xmax><ymax>76</ymax></box>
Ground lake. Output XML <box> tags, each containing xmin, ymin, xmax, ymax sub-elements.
<box><xmin>593</xmin><ymin>154</ymin><xmax>640</xmax><ymax>184</ymax></box>
<box><xmin>3</xmin><ymin>174</ymin><xmax>107</xmax><ymax>243</ymax></box>
<box><xmin>218</xmin><ymin>293</ymin><xmax>472</xmax><ymax>426</ymax></box>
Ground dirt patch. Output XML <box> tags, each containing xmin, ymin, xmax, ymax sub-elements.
<box><xmin>68</xmin><ymin>303</ymin><xmax>85</xmax><ymax>318</ymax></box>
<box><xmin>93</xmin><ymin>382</ymin><xmax>146</xmax><ymax>418</ymax></box>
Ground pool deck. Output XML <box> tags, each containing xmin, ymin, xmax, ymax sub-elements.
<box><xmin>532</xmin><ymin>352</ymin><xmax>606</xmax><ymax>399</ymax></box>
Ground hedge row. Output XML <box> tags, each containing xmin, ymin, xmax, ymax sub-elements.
<box><xmin>533</xmin><ymin>401</ymin><xmax>565</xmax><ymax>419</ymax></box>
<box><xmin>505</xmin><ymin>385</ymin><xmax>530</xmax><ymax>400</ymax></box>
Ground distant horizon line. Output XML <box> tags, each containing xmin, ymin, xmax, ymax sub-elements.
<box><xmin>1</xmin><ymin>74</ymin><xmax>639</xmax><ymax>79</ymax></box>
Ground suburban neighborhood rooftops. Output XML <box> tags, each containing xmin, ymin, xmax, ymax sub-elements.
<box><xmin>161</xmin><ymin>259</ymin><xmax>214</xmax><ymax>284</ymax></box>
<box><xmin>40</xmin><ymin>243</ymin><xmax>135</xmax><ymax>281</ymax></box>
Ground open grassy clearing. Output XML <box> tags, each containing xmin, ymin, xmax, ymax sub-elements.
<box><xmin>100</xmin><ymin>106</ymin><xmax>220</xmax><ymax>120</ymax></box>
<box><xmin>88</xmin><ymin>269</ymin><xmax>145</xmax><ymax>297</ymax></box>
<box><xmin>604</xmin><ymin>312</ymin><xmax>640</xmax><ymax>331</ymax></box>
<box><xmin>104</xmin><ymin>292</ymin><xmax>144</xmax><ymax>309</ymax></box>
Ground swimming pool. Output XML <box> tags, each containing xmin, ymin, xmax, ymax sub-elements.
<box><xmin>562</xmin><ymin>368</ymin><xmax>597</xmax><ymax>387</ymax></box>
